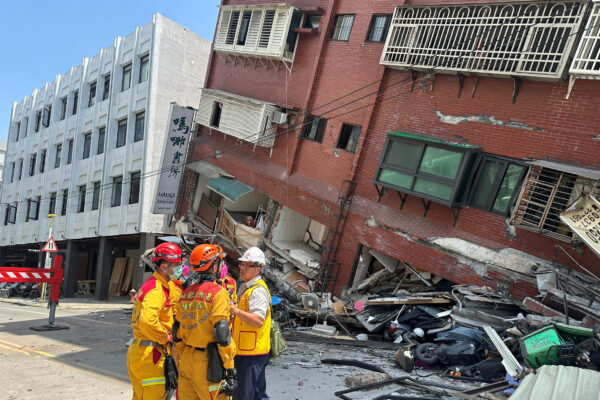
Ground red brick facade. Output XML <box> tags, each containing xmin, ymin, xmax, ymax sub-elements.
<box><xmin>182</xmin><ymin>0</ymin><xmax>600</xmax><ymax>298</ymax></box>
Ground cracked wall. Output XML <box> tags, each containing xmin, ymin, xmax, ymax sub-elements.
<box><xmin>434</xmin><ymin>110</ymin><xmax>545</xmax><ymax>132</ymax></box>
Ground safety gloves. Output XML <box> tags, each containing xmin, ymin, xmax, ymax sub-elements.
<box><xmin>221</xmin><ymin>368</ymin><xmax>237</xmax><ymax>396</ymax></box>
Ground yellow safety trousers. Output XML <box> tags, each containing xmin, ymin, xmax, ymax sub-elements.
<box><xmin>126</xmin><ymin>343</ymin><xmax>166</xmax><ymax>400</ymax></box>
<box><xmin>177</xmin><ymin>345</ymin><xmax>228</xmax><ymax>400</ymax></box>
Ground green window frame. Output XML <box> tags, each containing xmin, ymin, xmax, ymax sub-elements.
<box><xmin>375</xmin><ymin>132</ymin><xmax>480</xmax><ymax>206</ymax></box>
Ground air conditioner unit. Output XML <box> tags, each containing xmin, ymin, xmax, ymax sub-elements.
<box><xmin>272</xmin><ymin>111</ymin><xmax>288</xmax><ymax>125</ymax></box>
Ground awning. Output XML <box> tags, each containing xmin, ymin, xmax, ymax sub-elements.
<box><xmin>186</xmin><ymin>160</ymin><xmax>231</xmax><ymax>179</ymax></box>
<box><xmin>530</xmin><ymin>160</ymin><xmax>600</xmax><ymax>180</ymax></box>
<box><xmin>207</xmin><ymin>177</ymin><xmax>253</xmax><ymax>202</ymax></box>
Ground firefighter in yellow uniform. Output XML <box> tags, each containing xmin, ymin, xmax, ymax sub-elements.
<box><xmin>230</xmin><ymin>247</ymin><xmax>272</xmax><ymax>400</ymax></box>
<box><xmin>127</xmin><ymin>242</ymin><xmax>183</xmax><ymax>400</ymax></box>
<box><xmin>175</xmin><ymin>244</ymin><xmax>237</xmax><ymax>399</ymax></box>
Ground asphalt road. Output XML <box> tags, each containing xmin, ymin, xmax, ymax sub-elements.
<box><xmin>0</xmin><ymin>300</ymin><xmax>403</xmax><ymax>400</ymax></box>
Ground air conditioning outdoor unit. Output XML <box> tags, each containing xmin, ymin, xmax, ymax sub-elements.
<box><xmin>272</xmin><ymin>111</ymin><xmax>288</xmax><ymax>125</ymax></box>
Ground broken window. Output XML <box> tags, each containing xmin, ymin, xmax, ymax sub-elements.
<box><xmin>467</xmin><ymin>155</ymin><xmax>527</xmax><ymax>216</ymax></box>
<box><xmin>375</xmin><ymin>132</ymin><xmax>480</xmax><ymax>206</ymax></box>
<box><xmin>332</xmin><ymin>14</ymin><xmax>355</xmax><ymax>41</ymax></box>
<box><xmin>300</xmin><ymin>115</ymin><xmax>327</xmax><ymax>143</ymax></box>
<box><xmin>511</xmin><ymin>164</ymin><xmax>600</xmax><ymax>242</ymax></box>
<box><xmin>27</xmin><ymin>197</ymin><xmax>40</xmax><ymax>221</ymax></box>
<box><xmin>42</xmin><ymin>105</ymin><xmax>51</xmax><ymax>127</ymax></box>
<box><xmin>336</xmin><ymin>123</ymin><xmax>361</xmax><ymax>153</ymax></box>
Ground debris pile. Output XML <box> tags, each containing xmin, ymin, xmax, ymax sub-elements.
<box><xmin>263</xmin><ymin>256</ymin><xmax>600</xmax><ymax>399</ymax></box>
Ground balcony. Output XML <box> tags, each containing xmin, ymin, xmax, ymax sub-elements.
<box><xmin>214</xmin><ymin>4</ymin><xmax>303</xmax><ymax>72</ymax></box>
<box><xmin>196</xmin><ymin>89</ymin><xmax>286</xmax><ymax>148</ymax></box>
<box><xmin>380</xmin><ymin>1</ymin><xmax>587</xmax><ymax>81</ymax></box>
<box><xmin>568</xmin><ymin>1</ymin><xmax>600</xmax><ymax>96</ymax></box>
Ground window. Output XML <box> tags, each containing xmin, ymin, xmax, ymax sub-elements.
<box><xmin>3</xmin><ymin>205</ymin><xmax>9</xmax><ymax>225</ymax></box>
<box><xmin>375</xmin><ymin>132</ymin><xmax>480</xmax><ymax>206</ymax></box>
<box><xmin>7</xmin><ymin>204</ymin><xmax>17</xmax><ymax>224</ymax></box>
<box><xmin>82</xmin><ymin>132</ymin><xmax>92</xmax><ymax>159</ymax></box>
<box><xmin>210</xmin><ymin>102</ymin><xmax>222</xmax><ymax>128</ymax></box>
<box><xmin>300</xmin><ymin>115</ymin><xmax>327</xmax><ymax>143</ymax></box>
<box><xmin>27</xmin><ymin>197</ymin><xmax>40</xmax><ymax>221</ymax></box>
<box><xmin>367</xmin><ymin>14</ymin><xmax>391</xmax><ymax>42</ymax></box>
<box><xmin>55</xmin><ymin>144</ymin><xmax>62</xmax><ymax>168</ymax></box>
<box><xmin>332</xmin><ymin>14</ymin><xmax>355</xmax><ymax>41</ymax></box>
<box><xmin>72</xmin><ymin>90</ymin><xmax>78</xmax><ymax>115</ymax></box>
<box><xmin>103</xmin><ymin>74</ymin><xmax>111</xmax><ymax>100</ymax></box>
<box><xmin>42</xmin><ymin>105</ymin><xmax>51</xmax><ymax>127</ymax></box>
<box><xmin>259</xmin><ymin>10</ymin><xmax>276</xmax><ymax>48</ymax></box>
<box><xmin>39</xmin><ymin>149</ymin><xmax>46</xmax><ymax>173</ymax></box>
<box><xmin>29</xmin><ymin>153</ymin><xmax>36</xmax><ymax>176</ymax></box>
<box><xmin>116</xmin><ymin>118</ymin><xmax>127</xmax><ymax>148</ymax></box>
<box><xmin>336</xmin><ymin>123</ymin><xmax>361</xmax><ymax>153</ymax></box>
<box><xmin>60</xmin><ymin>97</ymin><xmax>67</xmax><ymax>120</ymax></box>
<box><xmin>381</xmin><ymin>3</ymin><xmax>586</xmax><ymax>79</ymax></box>
<box><xmin>467</xmin><ymin>156</ymin><xmax>526</xmax><ymax>216</ymax></box>
<box><xmin>17</xmin><ymin>158</ymin><xmax>23</xmax><ymax>180</ymax></box>
<box><xmin>23</xmin><ymin>117</ymin><xmax>28</xmax><ymax>138</ymax></box>
<box><xmin>61</xmin><ymin>189</ymin><xmax>68</xmax><ymax>216</ymax></box>
<box><xmin>510</xmin><ymin>164</ymin><xmax>600</xmax><ymax>241</ymax></box>
<box><xmin>111</xmin><ymin>176</ymin><xmax>123</xmax><ymax>207</ymax></box>
<box><xmin>237</xmin><ymin>11</ymin><xmax>252</xmax><ymax>45</ymax></box>
<box><xmin>49</xmin><ymin>192</ymin><xmax>57</xmax><ymax>215</ymax></box>
<box><xmin>78</xmin><ymin>185</ymin><xmax>86</xmax><ymax>213</ymax></box>
<box><xmin>139</xmin><ymin>55</ymin><xmax>149</xmax><ymax>83</ymax></box>
<box><xmin>66</xmin><ymin>139</ymin><xmax>73</xmax><ymax>164</ymax></box>
<box><xmin>129</xmin><ymin>171</ymin><xmax>141</xmax><ymax>204</ymax></box>
<box><xmin>97</xmin><ymin>127</ymin><xmax>106</xmax><ymax>154</ymax></box>
<box><xmin>35</xmin><ymin>111</ymin><xmax>41</xmax><ymax>132</ymax></box>
<box><xmin>92</xmin><ymin>181</ymin><xmax>101</xmax><ymax>210</ymax></box>
<box><xmin>88</xmin><ymin>81</ymin><xmax>96</xmax><ymax>107</ymax></box>
<box><xmin>9</xmin><ymin>161</ymin><xmax>15</xmax><ymax>183</ymax></box>
<box><xmin>15</xmin><ymin>122</ymin><xmax>20</xmax><ymax>142</ymax></box>
<box><xmin>122</xmin><ymin>63</ymin><xmax>132</xmax><ymax>91</ymax></box>
<box><xmin>134</xmin><ymin>111</ymin><xmax>145</xmax><ymax>142</ymax></box>
<box><xmin>226</xmin><ymin>10</ymin><xmax>241</xmax><ymax>45</ymax></box>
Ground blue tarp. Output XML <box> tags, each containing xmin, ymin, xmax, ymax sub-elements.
<box><xmin>207</xmin><ymin>177</ymin><xmax>253</xmax><ymax>202</ymax></box>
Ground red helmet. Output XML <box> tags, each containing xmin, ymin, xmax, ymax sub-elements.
<box><xmin>189</xmin><ymin>244</ymin><xmax>224</xmax><ymax>272</ymax></box>
<box><xmin>151</xmin><ymin>242</ymin><xmax>183</xmax><ymax>264</ymax></box>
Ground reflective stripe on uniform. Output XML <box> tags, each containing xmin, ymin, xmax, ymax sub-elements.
<box><xmin>142</xmin><ymin>377</ymin><xmax>166</xmax><ymax>386</ymax></box>
<box><xmin>208</xmin><ymin>383</ymin><xmax>221</xmax><ymax>392</ymax></box>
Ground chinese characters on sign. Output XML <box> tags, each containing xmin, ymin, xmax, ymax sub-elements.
<box><xmin>153</xmin><ymin>104</ymin><xmax>195</xmax><ymax>214</ymax></box>
<box><xmin>559</xmin><ymin>195</ymin><xmax>600</xmax><ymax>258</ymax></box>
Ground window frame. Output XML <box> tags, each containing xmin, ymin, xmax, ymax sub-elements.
<box><xmin>35</xmin><ymin>110</ymin><xmax>41</xmax><ymax>132</ymax></box>
<box><xmin>8</xmin><ymin>204</ymin><xmax>17</xmax><ymax>224</ymax></box>
<box><xmin>88</xmin><ymin>81</ymin><xmax>97</xmax><ymax>108</ymax></box>
<box><xmin>61</xmin><ymin>189</ymin><xmax>68</xmax><ymax>216</ymax></box>
<box><xmin>465</xmin><ymin>155</ymin><xmax>528</xmax><ymax>216</ymax></box>
<box><xmin>15</xmin><ymin>121</ymin><xmax>20</xmax><ymax>142</ymax></box>
<box><xmin>374</xmin><ymin>132</ymin><xmax>480</xmax><ymax>207</ymax></box>
<box><xmin>300</xmin><ymin>115</ymin><xmax>327</xmax><ymax>143</ymax></box>
<box><xmin>366</xmin><ymin>14</ymin><xmax>392</xmax><ymax>43</ymax></box>
<box><xmin>39</xmin><ymin>149</ymin><xmax>46</xmax><ymax>173</ymax></box>
<box><xmin>336</xmin><ymin>123</ymin><xmax>362</xmax><ymax>153</ymax></box>
<box><xmin>29</xmin><ymin>153</ymin><xmax>36</xmax><ymax>177</ymax></box>
<box><xmin>82</xmin><ymin>132</ymin><xmax>92</xmax><ymax>159</ymax></box>
<box><xmin>111</xmin><ymin>176</ymin><xmax>123</xmax><ymax>207</ymax></box>
<box><xmin>116</xmin><ymin>118</ymin><xmax>127</xmax><ymax>148</ymax></box>
<box><xmin>129</xmin><ymin>171</ymin><xmax>141</xmax><ymax>204</ymax></box>
<box><xmin>72</xmin><ymin>90</ymin><xmax>78</xmax><ymax>115</ymax></box>
<box><xmin>66</xmin><ymin>139</ymin><xmax>73</xmax><ymax>164</ymax></box>
<box><xmin>78</xmin><ymin>184</ymin><xmax>86</xmax><ymax>213</ymax></box>
<box><xmin>122</xmin><ymin>63</ymin><xmax>132</xmax><ymax>92</ymax></box>
<box><xmin>97</xmin><ymin>126</ymin><xmax>106</xmax><ymax>154</ymax></box>
<box><xmin>60</xmin><ymin>97</ymin><xmax>67</xmax><ymax>120</ymax></box>
<box><xmin>55</xmin><ymin>144</ymin><xmax>62</xmax><ymax>168</ymax></box>
<box><xmin>103</xmin><ymin>74</ymin><xmax>111</xmax><ymax>100</ymax></box>
<box><xmin>49</xmin><ymin>192</ymin><xmax>57</xmax><ymax>215</ymax></box>
<box><xmin>331</xmin><ymin>14</ymin><xmax>355</xmax><ymax>41</ymax></box>
<box><xmin>134</xmin><ymin>111</ymin><xmax>145</xmax><ymax>142</ymax></box>
<box><xmin>139</xmin><ymin>54</ymin><xmax>149</xmax><ymax>83</ymax></box>
<box><xmin>18</xmin><ymin>158</ymin><xmax>23</xmax><ymax>180</ymax></box>
<box><xmin>92</xmin><ymin>181</ymin><xmax>101</xmax><ymax>210</ymax></box>
<box><xmin>42</xmin><ymin>105</ymin><xmax>51</xmax><ymax>127</ymax></box>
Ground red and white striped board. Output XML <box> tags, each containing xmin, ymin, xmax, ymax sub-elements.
<box><xmin>0</xmin><ymin>268</ymin><xmax>55</xmax><ymax>283</ymax></box>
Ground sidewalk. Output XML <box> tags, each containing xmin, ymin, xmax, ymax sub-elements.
<box><xmin>0</xmin><ymin>294</ymin><xmax>133</xmax><ymax>310</ymax></box>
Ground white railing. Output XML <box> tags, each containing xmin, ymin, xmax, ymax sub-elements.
<box><xmin>380</xmin><ymin>1</ymin><xmax>587</xmax><ymax>80</ymax></box>
<box><xmin>570</xmin><ymin>1</ymin><xmax>600</xmax><ymax>77</ymax></box>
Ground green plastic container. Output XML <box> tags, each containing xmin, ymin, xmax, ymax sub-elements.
<box><xmin>519</xmin><ymin>325</ymin><xmax>564</xmax><ymax>368</ymax></box>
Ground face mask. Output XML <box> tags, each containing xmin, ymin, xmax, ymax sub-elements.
<box><xmin>169</xmin><ymin>265</ymin><xmax>183</xmax><ymax>280</ymax></box>
<box><xmin>220</xmin><ymin>264</ymin><xmax>228</xmax><ymax>280</ymax></box>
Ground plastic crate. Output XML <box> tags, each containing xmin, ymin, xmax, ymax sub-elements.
<box><xmin>519</xmin><ymin>325</ymin><xmax>564</xmax><ymax>368</ymax></box>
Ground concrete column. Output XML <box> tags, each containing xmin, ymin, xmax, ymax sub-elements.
<box><xmin>95</xmin><ymin>237</ymin><xmax>113</xmax><ymax>301</ymax></box>
<box><xmin>133</xmin><ymin>233</ymin><xmax>154</xmax><ymax>290</ymax></box>
<box><xmin>62</xmin><ymin>240</ymin><xmax>79</xmax><ymax>298</ymax></box>
<box><xmin>0</xmin><ymin>247</ymin><xmax>6</xmax><ymax>266</ymax></box>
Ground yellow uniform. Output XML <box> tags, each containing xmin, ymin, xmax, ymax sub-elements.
<box><xmin>232</xmin><ymin>279</ymin><xmax>271</xmax><ymax>356</ymax></box>
<box><xmin>127</xmin><ymin>272</ymin><xmax>174</xmax><ymax>400</ymax></box>
<box><xmin>218</xmin><ymin>274</ymin><xmax>238</xmax><ymax>304</ymax></box>
<box><xmin>176</xmin><ymin>278</ymin><xmax>236</xmax><ymax>399</ymax></box>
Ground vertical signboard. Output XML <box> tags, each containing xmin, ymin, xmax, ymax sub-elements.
<box><xmin>153</xmin><ymin>104</ymin><xmax>195</xmax><ymax>214</ymax></box>
<box><xmin>559</xmin><ymin>195</ymin><xmax>600</xmax><ymax>258</ymax></box>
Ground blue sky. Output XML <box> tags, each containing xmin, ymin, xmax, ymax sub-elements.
<box><xmin>0</xmin><ymin>0</ymin><xmax>220</xmax><ymax>141</ymax></box>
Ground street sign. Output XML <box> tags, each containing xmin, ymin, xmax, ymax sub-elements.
<box><xmin>42</xmin><ymin>237</ymin><xmax>58</xmax><ymax>252</ymax></box>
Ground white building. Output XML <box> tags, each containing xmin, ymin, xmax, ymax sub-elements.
<box><xmin>0</xmin><ymin>140</ymin><xmax>6</xmax><ymax>190</ymax></box>
<box><xmin>1</xmin><ymin>14</ymin><xmax>210</xmax><ymax>299</ymax></box>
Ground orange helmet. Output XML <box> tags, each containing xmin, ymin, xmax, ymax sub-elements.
<box><xmin>189</xmin><ymin>244</ymin><xmax>225</xmax><ymax>272</ymax></box>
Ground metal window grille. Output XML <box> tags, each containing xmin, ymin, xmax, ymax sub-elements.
<box><xmin>333</xmin><ymin>15</ymin><xmax>355</xmax><ymax>41</ymax></box>
<box><xmin>570</xmin><ymin>1</ymin><xmax>600</xmax><ymax>76</ymax></box>
<box><xmin>226</xmin><ymin>11</ymin><xmax>240</xmax><ymax>45</ymax></box>
<box><xmin>259</xmin><ymin>10</ymin><xmax>275</xmax><ymax>48</ymax></box>
<box><xmin>511</xmin><ymin>166</ymin><xmax>600</xmax><ymax>241</ymax></box>
<box><xmin>381</xmin><ymin>2</ymin><xmax>587</xmax><ymax>79</ymax></box>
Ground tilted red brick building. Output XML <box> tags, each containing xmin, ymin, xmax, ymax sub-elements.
<box><xmin>179</xmin><ymin>0</ymin><xmax>600</xmax><ymax>299</ymax></box>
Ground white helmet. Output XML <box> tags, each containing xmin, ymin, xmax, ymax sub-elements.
<box><xmin>238</xmin><ymin>247</ymin><xmax>266</xmax><ymax>266</ymax></box>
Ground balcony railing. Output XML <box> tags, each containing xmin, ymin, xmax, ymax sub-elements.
<box><xmin>196</xmin><ymin>89</ymin><xmax>282</xmax><ymax>148</ymax></box>
<box><xmin>214</xmin><ymin>4</ymin><xmax>302</xmax><ymax>71</ymax></box>
<box><xmin>380</xmin><ymin>1</ymin><xmax>587</xmax><ymax>80</ymax></box>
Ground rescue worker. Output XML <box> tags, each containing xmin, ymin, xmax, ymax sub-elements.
<box><xmin>127</xmin><ymin>242</ymin><xmax>183</xmax><ymax>400</ymax></box>
<box><xmin>217</xmin><ymin>262</ymin><xmax>238</xmax><ymax>304</ymax></box>
<box><xmin>229</xmin><ymin>247</ymin><xmax>271</xmax><ymax>400</ymax></box>
<box><xmin>175</xmin><ymin>244</ymin><xmax>237</xmax><ymax>399</ymax></box>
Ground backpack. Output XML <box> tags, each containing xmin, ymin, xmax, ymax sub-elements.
<box><xmin>270</xmin><ymin>320</ymin><xmax>287</xmax><ymax>359</ymax></box>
